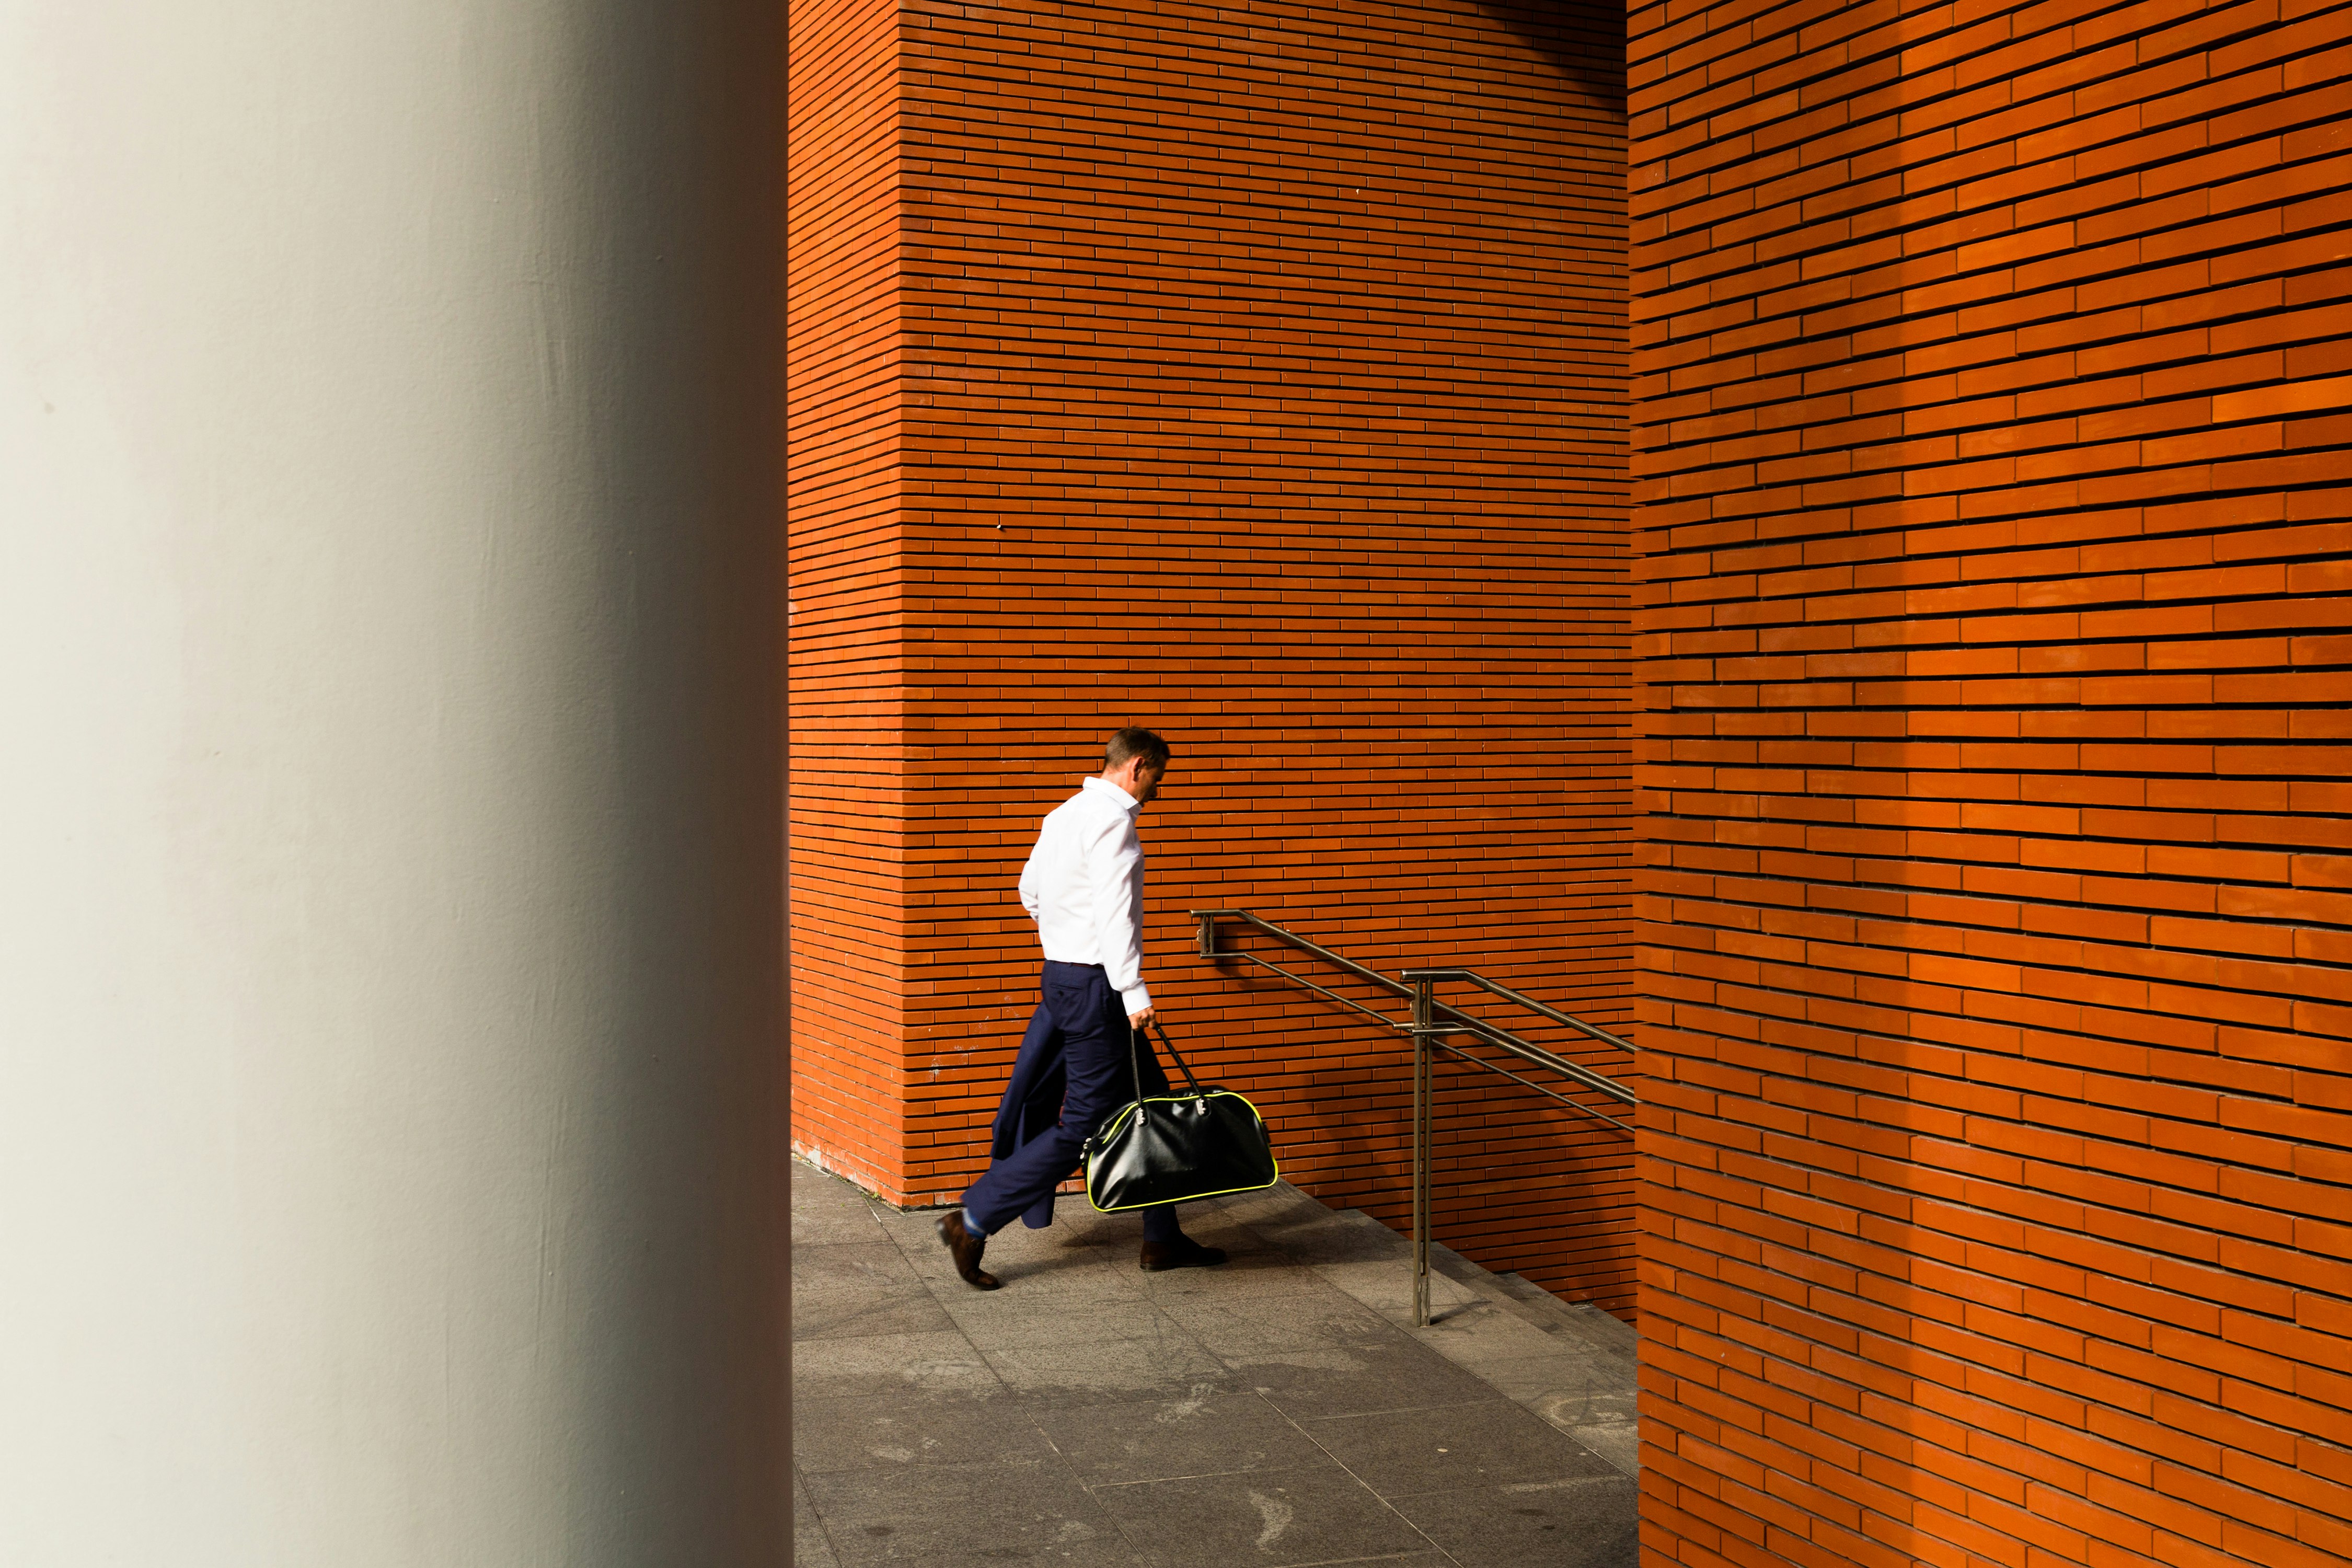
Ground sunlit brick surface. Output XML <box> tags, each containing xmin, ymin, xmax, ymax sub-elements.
<box><xmin>789</xmin><ymin>0</ymin><xmax>909</xmax><ymax>1189</ymax></box>
<box><xmin>1629</xmin><ymin>0</ymin><xmax>2352</xmax><ymax>1561</ymax></box>
<box><xmin>788</xmin><ymin>0</ymin><xmax>1640</xmax><ymax>1309</ymax></box>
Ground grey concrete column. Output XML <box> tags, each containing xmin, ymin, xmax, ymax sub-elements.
<box><xmin>0</xmin><ymin>2</ymin><xmax>784</xmax><ymax>1563</ymax></box>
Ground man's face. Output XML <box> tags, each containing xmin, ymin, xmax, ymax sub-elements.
<box><xmin>1126</xmin><ymin>761</ymin><xmax>1166</xmax><ymax>807</ymax></box>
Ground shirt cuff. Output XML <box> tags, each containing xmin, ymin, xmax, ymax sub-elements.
<box><xmin>1119</xmin><ymin>982</ymin><xmax>1152</xmax><ymax>1015</ymax></box>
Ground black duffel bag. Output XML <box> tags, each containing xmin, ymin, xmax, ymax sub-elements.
<box><xmin>1082</xmin><ymin>1020</ymin><xmax>1278</xmax><ymax>1212</ymax></box>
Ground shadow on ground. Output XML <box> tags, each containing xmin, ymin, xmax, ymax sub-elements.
<box><xmin>792</xmin><ymin>1159</ymin><xmax>1638</xmax><ymax>1568</ymax></box>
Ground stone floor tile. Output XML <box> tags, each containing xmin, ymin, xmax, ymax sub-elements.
<box><xmin>1205</xmin><ymin>1183</ymin><xmax>1334</xmax><ymax>1230</ymax></box>
<box><xmin>1496</xmin><ymin>1374</ymin><xmax>1640</xmax><ymax>1477</ymax></box>
<box><xmin>847</xmin><ymin>1542</ymin><xmax>1167</xmax><ymax>1568</ymax></box>
<box><xmin>941</xmin><ymin>1252</ymin><xmax>1147</xmax><ymax>1304</ymax></box>
<box><xmin>793</xmin><ymin>1392</ymin><xmax>1055</xmax><ymax>1475</ymax></box>
<box><xmin>942</xmin><ymin>1296</ymin><xmax>1194</xmax><ymax>1352</ymax></box>
<box><xmin>1032</xmin><ymin>1390</ymin><xmax>1324</xmax><ymax>1485</ymax></box>
<box><xmin>794</xmin><ymin>1241</ymin><xmax>956</xmax><ymax>1341</ymax></box>
<box><xmin>794</xmin><ymin>1291</ymin><xmax>956</xmax><ymax>1343</ymax></box>
<box><xmin>790</xmin><ymin>1158</ymin><xmax>1639</xmax><ymax>1567</ymax></box>
<box><xmin>891</xmin><ymin>1220</ymin><xmax>1154</xmax><ymax>1301</ymax></box>
<box><xmin>794</xmin><ymin>1329</ymin><xmax>1004</xmax><ymax>1401</ymax></box>
<box><xmin>849</xmin><ymin>1544</ymin><xmax>1169</xmax><ymax>1568</ymax></box>
<box><xmin>1233</xmin><ymin>1334</ymin><xmax>1506</xmax><ymax>1420</ymax></box>
<box><xmin>793</xmin><ymin>1206</ymin><xmax>892</xmax><ymax>1249</ymax></box>
<box><xmin>1447</xmin><ymin>1347</ymin><xmax>1610</xmax><ymax>1407</ymax></box>
<box><xmin>969</xmin><ymin>1214</ymin><xmax>1129</xmax><ymax>1258</ymax></box>
<box><xmin>800</xmin><ymin>1455</ymin><xmax>1120</xmax><ymax>1568</ymax></box>
<box><xmin>1520</xmin><ymin>1381</ymin><xmax>1636</xmax><ymax>1426</ymax></box>
<box><xmin>1127</xmin><ymin>1250</ymin><xmax>1338</xmax><ymax>1302</ymax></box>
<box><xmin>1385</xmin><ymin>1475</ymin><xmax>1638</xmax><ymax>1568</ymax></box>
<box><xmin>1554</xmin><ymin>1420</ymin><xmax>1638</xmax><ymax>1478</ymax></box>
<box><xmin>1087</xmin><ymin>1464</ymin><xmax>1432</xmax><ymax>1568</ymax></box>
<box><xmin>1035</xmin><ymin>1206</ymin><xmax>1157</xmax><ymax>1248</ymax></box>
<box><xmin>1310</xmin><ymin>1260</ymin><xmax>1480</xmax><ymax>1322</ymax></box>
<box><xmin>793</xmin><ymin>1162</ymin><xmax>892</xmax><ymax>1241</ymax></box>
<box><xmin>794</xmin><ymin>1471</ymin><xmax>843</xmax><ymax>1567</ymax></box>
<box><xmin>1153</xmin><ymin>1287</ymin><xmax>1396</xmax><ymax>1359</ymax></box>
<box><xmin>1413</xmin><ymin>1299</ymin><xmax>1581</xmax><ymax>1365</ymax></box>
<box><xmin>1296</xmin><ymin>1399</ymin><xmax>1617</xmax><ymax>1497</ymax></box>
<box><xmin>983</xmin><ymin>1334</ymin><xmax>1237</xmax><ymax>1402</ymax></box>
<box><xmin>1253</xmin><ymin>1214</ymin><xmax>1407</xmax><ymax>1269</ymax></box>
<box><xmin>864</xmin><ymin>1202</ymin><xmax>966</xmax><ymax>1256</ymax></box>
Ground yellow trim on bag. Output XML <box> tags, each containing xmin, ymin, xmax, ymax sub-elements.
<box><xmin>1082</xmin><ymin>1090</ymin><xmax>1280</xmax><ymax>1213</ymax></box>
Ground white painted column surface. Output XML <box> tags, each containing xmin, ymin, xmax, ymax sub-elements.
<box><xmin>0</xmin><ymin>2</ymin><xmax>785</xmax><ymax>1564</ymax></box>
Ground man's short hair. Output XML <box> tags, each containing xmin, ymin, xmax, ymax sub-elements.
<box><xmin>1104</xmin><ymin>726</ymin><xmax>1171</xmax><ymax>774</ymax></box>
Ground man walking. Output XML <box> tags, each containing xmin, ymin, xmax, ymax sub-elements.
<box><xmin>937</xmin><ymin>727</ymin><xmax>1227</xmax><ymax>1289</ymax></box>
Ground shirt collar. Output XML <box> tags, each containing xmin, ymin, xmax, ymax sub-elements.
<box><xmin>1081</xmin><ymin>775</ymin><xmax>1139</xmax><ymax>812</ymax></box>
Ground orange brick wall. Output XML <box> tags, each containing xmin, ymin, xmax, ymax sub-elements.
<box><xmin>787</xmin><ymin>0</ymin><xmax>1642</xmax><ymax>1309</ymax></box>
<box><xmin>1629</xmin><ymin>0</ymin><xmax>2352</xmax><ymax>1560</ymax></box>
<box><xmin>788</xmin><ymin>0</ymin><xmax>909</xmax><ymax>1196</ymax></box>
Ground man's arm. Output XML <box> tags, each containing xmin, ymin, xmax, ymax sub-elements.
<box><xmin>1083</xmin><ymin>811</ymin><xmax>1151</xmax><ymax>1023</ymax></box>
<box><xmin>1018</xmin><ymin>837</ymin><xmax>1044</xmax><ymax>924</ymax></box>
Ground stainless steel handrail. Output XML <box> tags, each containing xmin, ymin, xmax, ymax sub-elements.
<box><xmin>1191</xmin><ymin>909</ymin><xmax>1636</xmax><ymax>1325</ymax></box>
<box><xmin>1192</xmin><ymin>910</ymin><xmax>1633</xmax><ymax>1105</ymax></box>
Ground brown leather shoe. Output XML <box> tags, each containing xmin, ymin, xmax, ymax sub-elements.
<box><xmin>936</xmin><ymin>1210</ymin><xmax>1000</xmax><ymax>1290</ymax></box>
<box><xmin>1139</xmin><ymin>1237</ymin><xmax>1227</xmax><ymax>1272</ymax></box>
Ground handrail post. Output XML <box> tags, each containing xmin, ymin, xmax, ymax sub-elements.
<box><xmin>1410</xmin><ymin>973</ymin><xmax>1436</xmax><ymax>1329</ymax></box>
<box><xmin>1195</xmin><ymin>910</ymin><xmax>1221</xmax><ymax>959</ymax></box>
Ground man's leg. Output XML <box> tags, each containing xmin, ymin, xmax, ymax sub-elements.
<box><xmin>957</xmin><ymin>999</ymin><xmax>1083</xmax><ymax>1238</ymax></box>
<box><xmin>942</xmin><ymin>963</ymin><xmax>1129</xmax><ymax>1288</ymax></box>
<box><xmin>946</xmin><ymin>963</ymin><xmax>1223</xmax><ymax>1282</ymax></box>
<box><xmin>934</xmin><ymin>1000</ymin><xmax>1057</xmax><ymax>1289</ymax></box>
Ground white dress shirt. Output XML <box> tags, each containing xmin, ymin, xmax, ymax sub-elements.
<box><xmin>1019</xmin><ymin>776</ymin><xmax>1150</xmax><ymax>1013</ymax></box>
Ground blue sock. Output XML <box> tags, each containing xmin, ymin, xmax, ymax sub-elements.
<box><xmin>962</xmin><ymin>1206</ymin><xmax>988</xmax><ymax>1240</ymax></box>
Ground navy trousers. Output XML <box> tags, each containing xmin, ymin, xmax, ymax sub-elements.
<box><xmin>961</xmin><ymin>961</ymin><xmax>1181</xmax><ymax>1243</ymax></box>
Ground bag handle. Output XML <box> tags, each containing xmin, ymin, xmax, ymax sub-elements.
<box><xmin>1086</xmin><ymin>1018</ymin><xmax>1210</xmax><ymax>1159</ymax></box>
<box><xmin>1133</xmin><ymin>1017</ymin><xmax>1208</xmax><ymax>1099</ymax></box>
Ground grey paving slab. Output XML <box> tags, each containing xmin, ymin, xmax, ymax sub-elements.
<box><xmin>1297</xmin><ymin>1399</ymin><xmax>1617</xmax><ymax>1498</ymax></box>
<box><xmin>1311</xmin><ymin>1259</ymin><xmax>1482</xmax><ymax>1321</ymax></box>
<box><xmin>983</xmin><ymin>1335</ymin><xmax>1238</xmax><ymax>1403</ymax></box>
<box><xmin>793</xmin><ymin>1160</ymin><xmax>894</xmax><ymax>1245</ymax></box>
<box><xmin>1251</xmin><ymin>1211</ymin><xmax>1408</xmax><ymax>1268</ymax></box>
<box><xmin>1127</xmin><ymin>1249</ymin><xmax>1338</xmax><ymax>1302</ymax></box>
<box><xmin>943</xmin><ymin>1295</ymin><xmax>1195</xmax><ymax>1353</ymax></box>
<box><xmin>845</xmin><ymin>1544</ymin><xmax>1168</xmax><ymax>1568</ymax></box>
<box><xmin>790</xmin><ymin>1160</ymin><xmax>1639</xmax><ymax>1568</ymax></box>
<box><xmin>1206</xmin><ymin>1184</ymin><xmax>1336</xmax><ymax>1230</ymax></box>
<box><xmin>1152</xmin><ymin>1285</ymin><xmax>1398</xmax><ymax>1359</ymax></box>
<box><xmin>931</xmin><ymin>1254</ymin><xmax>1146</xmax><ymax>1309</ymax></box>
<box><xmin>1088</xmin><ymin>1465</ymin><xmax>1432</xmax><ymax>1568</ymax></box>
<box><xmin>1414</xmin><ymin>1298</ymin><xmax>1585</xmax><ymax>1369</ymax></box>
<box><xmin>1439</xmin><ymin>1347</ymin><xmax>1608</xmax><ymax>1409</ymax></box>
<box><xmin>864</xmin><ymin>1201</ymin><xmax>974</xmax><ymax>1260</ymax></box>
<box><xmin>1555</xmin><ymin>1419</ymin><xmax>1639</xmax><ymax>1478</ymax></box>
<box><xmin>1033</xmin><ymin>1391</ymin><xmax>1324</xmax><ymax>1485</ymax></box>
<box><xmin>970</xmin><ymin>1214</ymin><xmax>1125</xmax><ymax>1257</ymax></box>
<box><xmin>1232</xmin><ymin>1332</ymin><xmax>1508</xmax><ymax>1420</ymax></box>
<box><xmin>794</xmin><ymin>1392</ymin><xmax>1056</xmax><ymax>1475</ymax></box>
<box><xmin>794</xmin><ymin>1241</ymin><xmax>956</xmax><ymax>1341</ymax></box>
<box><xmin>794</xmin><ymin>1470</ymin><xmax>842</xmax><ymax>1568</ymax></box>
<box><xmin>973</xmin><ymin>1235</ymin><xmax>1140</xmax><ymax>1276</ymax></box>
<box><xmin>890</xmin><ymin>1220</ymin><xmax>1153</xmax><ymax>1299</ymax></box>
<box><xmin>1515</xmin><ymin>1382</ymin><xmax>1628</xmax><ymax>1438</ymax></box>
<box><xmin>1387</xmin><ymin>1476</ymin><xmax>1639</xmax><ymax>1568</ymax></box>
<box><xmin>1033</xmin><ymin>1205</ymin><xmax>1160</xmax><ymax>1248</ymax></box>
<box><xmin>793</xmin><ymin>1329</ymin><xmax>1005</xmax><ymax>1401</ymax></box>
<box><xmin>800</xmin><ymin>1455</ymin><xmax>1123</xmax><ymax>1568</ymax></box>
